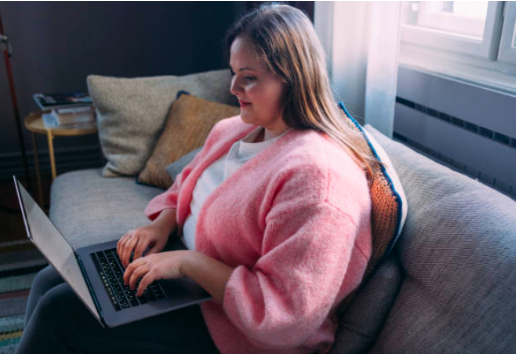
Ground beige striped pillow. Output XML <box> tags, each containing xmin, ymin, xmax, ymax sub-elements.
<box><xmin>87</xmin><ymin>69</ymin><xmax>237</xmax><ymax>177</ymax></box>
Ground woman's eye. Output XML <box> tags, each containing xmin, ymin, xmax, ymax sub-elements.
<box><xmin>228</xmin><ymin>69</ymin><xmax>255</xmax><ymax>82</ymax></box>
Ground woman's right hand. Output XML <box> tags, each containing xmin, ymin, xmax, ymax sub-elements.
<box><xmin>117</xmin><ymin>224</ymin><xmax>170</xmax><ymax>269</ymax></box>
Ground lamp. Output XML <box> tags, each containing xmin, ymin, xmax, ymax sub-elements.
<box><xmin>0</xmin><ymin>7</ymin><xmax>32</xmax><ymax>211</ymax></box>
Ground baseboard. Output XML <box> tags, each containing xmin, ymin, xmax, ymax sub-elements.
<box><xmin>0</xmin><ymin>146</ymin><xmax>105</xmax><ymax>179</ymax></box>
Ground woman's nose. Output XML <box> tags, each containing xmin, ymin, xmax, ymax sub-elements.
<box><xmin>230</xmin><ymin>76</ymin><xmax>242</xmax><ymax>96</ymax></box>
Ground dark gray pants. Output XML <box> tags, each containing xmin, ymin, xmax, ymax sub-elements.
<box><xmin>16</xmin><ymin>266</ymin><xmax>220</xmax><ymax>354</ymax></box>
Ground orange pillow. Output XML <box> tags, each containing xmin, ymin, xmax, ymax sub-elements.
<box><xmin>138</xmin><ymin>94</ymin><xmax>240</xmax><ymax>189</ymax></box>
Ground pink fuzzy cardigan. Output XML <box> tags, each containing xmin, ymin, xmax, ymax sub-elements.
<box><xmin>145</xmin><ymin>116</ymin><xmax>372</xmax><ymax>354</ymax></box>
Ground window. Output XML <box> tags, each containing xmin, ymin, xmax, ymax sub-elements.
<box><xmin>408</xmin><ymin>2</ymin><xmax>489</xmax><ymax>38</ymax></box>
<box><xmin>400</xmin><ymin>1</ymin><xmax>516</xmax><ymax>95</ymax></box>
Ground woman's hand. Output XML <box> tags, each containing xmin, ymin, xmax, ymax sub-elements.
<box><xmin>123</xmin><ymin>251</ymin><xmax>190</xmax><ymax>297</ymax></box>
<box><xmin>124</xmin><ymin>250</ymin><xmax>234</xmax><ymax>303</ymax></box>
<box><xmin>117</xmin><ymin>209</ymin><xmax>177</xmax><ymax>268</ymax></box>
<box><xmin>117</xmin><ymin>224</ymin><xmax>170</xmax><ymax>268</ymax></box>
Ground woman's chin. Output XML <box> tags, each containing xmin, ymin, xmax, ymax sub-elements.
<box><xmin>239</xmin><ymin>112</ymin><xmax>254</xmax><ymax>124</ymax></box>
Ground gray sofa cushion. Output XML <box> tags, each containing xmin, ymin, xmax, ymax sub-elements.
<box><xmin>367</xmin><ymin>129</ymin><xmax>516</xmax><ymax>353</ymax></box>
<box><xmin>165</xmin><ymin>146</ymin><xmax>202</xmax><ymax>182</ymax></box>
<box><xmin>49</xmin><ymin>169</ymin><xmax>163</xmax><ymax>249</ymax></box>
<box><xmin>331</xmin><ymin>254</ymin><xmax>402</xmax><ymax>354</ymax></box>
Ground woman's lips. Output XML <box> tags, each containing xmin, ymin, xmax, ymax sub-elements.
<box><xmin>239</xmin><ymin>100</ymin><xmax>251</xmax><ymax>108</ymax></box>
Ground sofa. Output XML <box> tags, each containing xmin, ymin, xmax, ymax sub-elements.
<box><xmin>49</xmin><ymin>71</ymin><xmax>516</xmax><ymax>353</ymax></box>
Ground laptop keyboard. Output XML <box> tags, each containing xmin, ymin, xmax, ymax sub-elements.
<box><xmin>91</xmin><ymin>248</ymin><xmax>166</xmax><ymax>311</ymax></box>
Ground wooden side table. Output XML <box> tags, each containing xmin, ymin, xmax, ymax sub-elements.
<box><xmin>23</xmin><ymin>111</ymin><xmax>97</xmax><ymax>206</ymax></box>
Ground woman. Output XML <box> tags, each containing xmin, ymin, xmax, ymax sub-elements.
<box><xmin>17</xmin><ymin>4</ymin><xmax>378</xmax><ymax>354</ymax></box>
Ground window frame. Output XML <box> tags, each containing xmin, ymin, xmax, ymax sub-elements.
<box><xmin>399</xmin><ymin>1</ymin><xmax>516</xmax><ymax>96</ymax></box>
<box><xmin>497</xmin><ymin>1</ymin><xmax>516</xmax><ymax>65</ymax></box>
<box><xmin>401</xmin><ymin>1</ymin><xmax>504</xmax><ymax>59</ymax></box>
<box><xmin>416</xmin><ymin>2</ymin><xmax>487</xmax><ymax>38</ymax></box>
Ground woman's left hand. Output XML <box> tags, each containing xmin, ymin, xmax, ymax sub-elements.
<box><xmin>123</xmin><ymin>250</ymin><xmax>191</xmax><ymax>297</ymax></box>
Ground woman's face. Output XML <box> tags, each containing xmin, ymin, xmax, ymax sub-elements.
<box><xmin>229</xmin><ymin>36</ymin><xmax>288</xmax><ymax>135</ymax></box>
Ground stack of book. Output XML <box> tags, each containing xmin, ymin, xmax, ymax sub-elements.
<box><xmin>33</xmin><ymin>92</ymin><xmax>95</xmax><ymax>129</ymax></box>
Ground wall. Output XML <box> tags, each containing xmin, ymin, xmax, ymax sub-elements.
<box><xmin>394</xmin><ymin>66</ymin><xmax>516</xmax><ymax>199</ymax></box>
<box><xmin>0</xmin><ymin>2</ymin><xmax>245</xmax><ymax>177</ymax></box>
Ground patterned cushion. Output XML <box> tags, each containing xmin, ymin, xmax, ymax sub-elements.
<box><xmin>87</xmin><ymin>69</ymin><xmax>238</xmax><ymax>177</ymax></box>
<box><xmin>330</xmin><ymin>104</ymin><xmax>407</xmax><ymax>353</ymax></box>
<box><xmin>336</xmin><ymin>102</ymin><xmax>408</xmax><ymax>313</ymax></box>
<box><xmin>138</xmin><ymin>93</ymin><xmax>240</xmax><ymax>189</ymax></box>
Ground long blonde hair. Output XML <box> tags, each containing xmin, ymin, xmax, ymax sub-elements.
<box><xmin>226</xmin><ymin>4</ymin><xmax>380</xmax><ymax>184</ymax></box>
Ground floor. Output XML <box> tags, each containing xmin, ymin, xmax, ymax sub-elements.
<box><xmin>0</xmin><ymin>177</ymin><xmax>50</xmax><ymax>352</ymax></box>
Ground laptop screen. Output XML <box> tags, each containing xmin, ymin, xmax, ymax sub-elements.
<box><xmin>14</xmin><ymin>177</ymin><xmax>100</xmax><ymax>322</ymax></box>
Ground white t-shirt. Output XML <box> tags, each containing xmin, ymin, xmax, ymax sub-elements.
<box><xmin>182</xmin><ymin>126</ymin><xmax>288</xmax><ymax>250</ymax></box>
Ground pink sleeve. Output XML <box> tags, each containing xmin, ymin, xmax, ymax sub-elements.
<box><xmin>222</xmin><ymin>200</ymin><xmax>364</xmax><ymax>349</ymax></box>
<box><xmin>144</xmin><ymin>151</ymin><xmax>202</xmax><ymax>221</ymax></box>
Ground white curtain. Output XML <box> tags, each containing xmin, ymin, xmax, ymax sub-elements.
<box><xmin>315</xmin><ymin>1</ymin><xmax>402</xmax><ymax>138</ymax></box>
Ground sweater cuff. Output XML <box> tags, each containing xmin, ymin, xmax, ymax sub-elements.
<box><xmin>144</xmin><ymin>193</ymin><xmax>178</xmax><ymax>221</ymax></box>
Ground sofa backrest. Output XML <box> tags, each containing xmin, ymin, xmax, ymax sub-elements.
<box><xmin>365</xmin><ymin>126</ymin><xmax>516</xmax><ymax>353</ymax></box>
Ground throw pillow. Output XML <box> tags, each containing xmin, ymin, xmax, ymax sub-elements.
<box><xmin>336</xmin><ymin>102</ymin><xmax>408</xmax><ymax>313</ymax></box>
<box><xmin>87</xmin><ymin>69</ymin><xmax>238</xmax><ymax>177</ymax></box>
<box><xmin>137</xmin><ymin>94</ymin><xmax>240</xmax><ymax>189</ymax></box>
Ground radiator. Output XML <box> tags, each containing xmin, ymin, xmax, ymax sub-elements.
<box><xmin>395</xmin><ymin>66</ymin><xmax>516</xmax><ymax>200</ymax></box>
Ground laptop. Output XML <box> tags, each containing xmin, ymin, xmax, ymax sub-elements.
<box><xmin>13</xmin><ymin>176</ymin><xmax>212</xmax><ymax>328</ymax></box>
